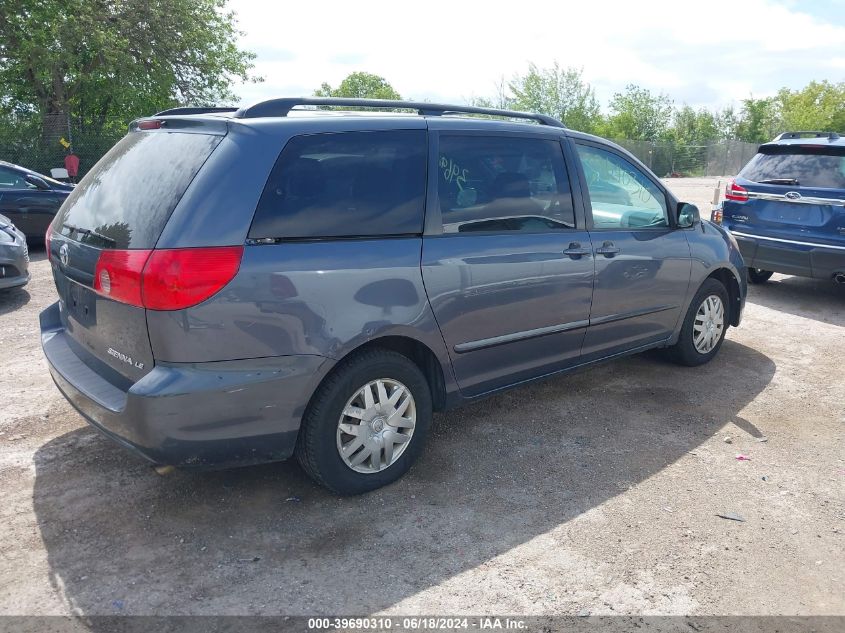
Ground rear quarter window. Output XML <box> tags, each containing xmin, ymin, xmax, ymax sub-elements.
<box><xmin>740</xmin><ymin>147</ymin><xmax>845</xmax><ymax>189</ymax></box>
<box><xmin>249</xmin><ymin>130</ymin><xmax>427</xmax><ymax>239</ymax></box>
<box><xmin>55</xmin><ymin>131</ymin><xmax>223</xmax><ymax>249</ymax></box>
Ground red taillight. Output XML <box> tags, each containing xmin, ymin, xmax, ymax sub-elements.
<box><xmin>711</xmin><ymin>208</ymin><xmax>723</xmax><ymax>224</ymax></box>
<box><xmin>141</xmin><ymin>247</ymin><xmax>243</xmax><ymax>310</ymax></box>
<box><xmin>725</xmin><ymin>179</ymin><xmax>749</xmax><ymax>202</ymax></box>
<box><xmin>94</xmin><ymin>249</ymin><xmax>152</xmax><ymax>306</ymax></box>
<box><xmin>137</xmin><ymin>119</ymin><xmax>163</xmax><ymax>130</ymax></box>
<box><xmin>92</xmin><ymin>246</ymin><xmax>243</xmax><ymax>310</ymax></box>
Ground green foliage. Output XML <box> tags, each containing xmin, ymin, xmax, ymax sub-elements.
<box><xmin>735</xmin><ymin>97</ymin><xmax>779</xmax><ymax>143</ymax></box>
<box><xmin>776</xmin><ymin>80</ymin><xmax>845</xmax><ymax>134</ymax></box>
<box><xmin>602</xmin><ymin>84</ymin><xmax>674</xmax><ymax>142</ymax></box>
<box><xmin>471</xmin><ymin>63</ymin><xmax>843</xmax><ymax>147</ymax></box>
<box><xmin>508</xmin><ymin>63</ymin><xmax>601</xmax><ymax>133</ymax></box>
<box><xmin>314</xmin><ymin>72</ymin><xmax>401</xmax><ymax>100</ymax></box>
<box><xmin>732</xmin><ymin>82</ymin><xmax>845</xmax><ymax>143</ymax></box>
<box><xmin>0</xmin><ymin>0</ymin><xmax>259</xmax><ymax>136</ymax></box>
<box><xmin>670</xmin><ymin>106</ymin><xmax>721</xmax><ymax>145</ymax></box>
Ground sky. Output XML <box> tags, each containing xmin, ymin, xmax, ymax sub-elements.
<box><xmin>226</xmin><ymin>0</ymin><xmax>845</xmax><ymax>112</ymax></box>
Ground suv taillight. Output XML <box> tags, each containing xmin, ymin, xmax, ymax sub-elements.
<box><xmin>725</xmin><ymin>179</ymin><xmax>749</xmax><ymax>202</ymax></box>
<box><xmin>93</xmin><ymin>246</ymin><xmax>243</xmax><ymax>310</ymax></box>
<box><xmin>711</xmin><ymin>208</ymin><xmax>723</xmax><ymax>224</ymax></box>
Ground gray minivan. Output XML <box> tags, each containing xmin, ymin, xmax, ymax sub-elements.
<box><xmin>41</xmin><ymin>98</ymin><xmax>747</xmax><ymax>494</ymax></box>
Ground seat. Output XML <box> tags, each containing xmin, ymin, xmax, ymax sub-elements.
<box><xmin>492</xmin><ymin>172</ymin><xmax>532</xmax><ymax>199</ymax></box>
<box><xmin>485</xmin><ymin>172</ymin><xmax>544</xmax><ymax>217</ymax></box>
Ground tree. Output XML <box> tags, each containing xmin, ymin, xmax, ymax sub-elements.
<box><xmin>467</xmin><ymin>76</ymin><xmax>512</xmax><ymax>111</ymax></box>
<box><xmin>314</xmin><ymin>72</ymin><xmax>401</xmax><ymax>100</ymax></box>
<box><xmin>735</xmin><ymin>97</ymin><xmax>780</xmax><ymax>143</ymax></box>
<box><xmin>603</xmin><ymin>84</ymin><xmax>673</xmax><ymax>142</ymax></box>
<box><xmin>716</xmin><ymin>105</ymin><xmax>741</xmax><ymax>141</ymax></box>
<box><xmin>776</xmin><ymin>81</ymin><xmax>845</xmax><ymax>134</ymax></box>
<box><xmin>508</xmin><ymin>63</ymin><xmax>601</xmax><ymax>133</ymax></box>
<box><xmin>671</xmin><ymin>105</ymin><xmax>720</xmax><ymax>145</ymax></box>
<box><xmin>0</xmin><ymin>0</ymin><xmax>258</xmax><ymax>139</ymax></box>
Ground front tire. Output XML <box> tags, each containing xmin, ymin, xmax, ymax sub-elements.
<box><xmin>666</xmin><ymin>278</ymin><xmax>729</xmax><ymax>367</ymax></box>
<box><xmin>295</xmin><ymin>349</ymin><xmax>432</xmax><ymax>495</ymax></box>
<box><xmin>747</xmin><ymin>268</ymin><xmax>773</xmax><ymax>284</ymax></box>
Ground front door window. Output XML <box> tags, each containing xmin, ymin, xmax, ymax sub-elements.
<box><xmin>576</xmin><ymin>144</ymin><xmax>669</xmax><ymax>229</ymax></box>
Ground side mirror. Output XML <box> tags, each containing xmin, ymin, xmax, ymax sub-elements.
<box><xmin>24</xmin><ymin>174</ymin><xmax>50</xmax><ymax>190</ymax></box>
<box><xmin>677</xmin><ymin>202</ymin><xmax>700</xmax><ymax>228</ymax></box>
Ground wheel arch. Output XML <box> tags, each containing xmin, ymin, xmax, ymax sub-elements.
<box><xmin>313</xmin><ymin>335</ymin><xmax>449</xmax><ymax>413</ymax></box>
<box><xmin>707</xmin><ymin>267</ymin><xmax>742</xmax><ymax>327</ymax></box>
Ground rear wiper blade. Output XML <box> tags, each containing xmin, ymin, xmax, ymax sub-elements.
<box><xmin>757</xmin><ymin>178</ymin><xmax>800</xmax><ymax>185</ymax></box>
<box><xmin>61</xmin><ymin>223</ymin><xmax>116</xmax><ymax>244</ymax></box>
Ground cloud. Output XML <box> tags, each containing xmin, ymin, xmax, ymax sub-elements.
<box><xmin>227</xmin><ymin>0</ymin><xmax>845</xmax><ymax>110</ymax></box>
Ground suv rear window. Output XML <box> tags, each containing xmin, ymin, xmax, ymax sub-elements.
<box><xmin>54</xmin><ymin>131</ymin><xmax>222</xmax><ymax>249</ymax></box>
<box><xmin>249</xmin><ymin>130</ymin><xmax>426</xmax><ymax>239</ymax></box>
<box><xmin>740</xmin><ymin>146</ymin><xmax>845</xmax><ymax>189</ymax></box>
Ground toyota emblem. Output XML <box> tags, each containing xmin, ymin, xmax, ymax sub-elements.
<box><xmin>59</xmin><ymin>243</ymin><xmax>69</xmax><ymax>267</ymax></box>
<box><xmin>785</xmin><ymin>191</ymin><xmax>802</xmax><ymax>200</ymax></box>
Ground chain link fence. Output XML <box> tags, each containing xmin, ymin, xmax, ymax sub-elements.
<box><xmin>0</xmin><ymin>117</ymin><xmax>761</xmax><ymax>181</ymax></box>
<box><xmin>615</xmin><ymin>139</ymin><xmax>759</xmax><ymax>177</ymax></box>
<box><xmin>0</xmin><ymin>117</ymin><xmax>127</xmax><ymax>181</ymax></box>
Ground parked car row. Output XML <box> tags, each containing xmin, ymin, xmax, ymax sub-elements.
<box><xmin>6</xmin><ymin>97</ymin><xmax>841</xmax><ymax>495</ymax></box>
<box><xmin>0</xmin><ymin>160</ymin><xmax>73</xmax><ymax>241</ymax></box>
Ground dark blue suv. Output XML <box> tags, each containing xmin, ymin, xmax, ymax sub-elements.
<box><xmin>717</xmin><ymin>131</ymin><xmax>845</xmax><ymax>285</ymax></box>
<box><xmin>41</xmin><ymin>98</ymin><xmax>746</xmax><ymax>494</ymax></box>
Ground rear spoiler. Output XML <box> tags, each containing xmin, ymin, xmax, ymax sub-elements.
<box><xmin>128</xmin><ymin>116</ymin><xmax>229</xmax><ymax>136</ymax></box>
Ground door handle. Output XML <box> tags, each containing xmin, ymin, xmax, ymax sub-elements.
<box><xmin>563</xmin><ymin>242</ymin><xmax>591</xmax><ymax>258</ymax></box>
<box><xmin>595</xmin><ymin>241</ymin><xmax>620</xmax><ymax>257</ymax></box>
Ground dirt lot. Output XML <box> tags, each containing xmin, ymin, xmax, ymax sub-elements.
<box><xmin>0</xmin><ymin>178</ymin><xmax>843</xmax><ymax>617</ymax></box>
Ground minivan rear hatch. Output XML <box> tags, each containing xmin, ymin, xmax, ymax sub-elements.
<box><xmin>48</xmin><ymin>122</ymin><xmax>225</xmax><ymax>385</ymax></box>
<box><xmin>728</xmin><ymin>144</ymin><xmax>845</xmax><ymax>246</ymax></box>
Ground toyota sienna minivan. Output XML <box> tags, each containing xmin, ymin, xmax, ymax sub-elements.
<box><xmin>41</xmin><ymin>97</ymin><xmax>747</xmax><ymax>494</ymax></box>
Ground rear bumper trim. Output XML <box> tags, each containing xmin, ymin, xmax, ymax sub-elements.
<box><xmin>744</xmin><ymin>191</ymin><xmax>845</xmax><ymax>207</ymax></box>
<box><xmin>40</xmin><ymin>301</ymin><xmax>334</xmax><ymax>468</ymax></box>
<box><xmin>729</xmin><ymin>230</ymin><xmax>845</xmax><ymax>251</ymax></box>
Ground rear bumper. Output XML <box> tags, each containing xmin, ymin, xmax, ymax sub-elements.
<box><xmin>40</xmin><ymin>301</ymin><xmax>334</xmax><ymax>468</ymax></box>
<box><xmin>728</xmin><ymin>229</ymin><xmax>845</xmax><ymax>280</ymax></box>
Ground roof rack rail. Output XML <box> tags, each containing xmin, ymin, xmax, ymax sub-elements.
<box><xmin>232</xmin><ymin>97</ymin><xmax>565</xmax><ymax>128</ymax></box>
<box><xmin>773</xmin><ymin>131</ymin><xmax>841</xmax><ymax>141</ymax></box>
<box><xmin>154</xmin><ymin>106</ymin><xmax>238</xmax><ymax>116</ymax></box>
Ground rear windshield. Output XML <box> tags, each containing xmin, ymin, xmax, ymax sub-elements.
<box><xmin>249</xmin><ymin>130</ymin><xmax>426</xmax><ymax>239</ymax></box>
<box><xmin>740</xmin><ymin>146</ymin><xmax>845</xmax><ymax>189</ymax></box>
<box><xmin>54</xmin><ymin>131</ymin><xmax>222</xmax><ymax>249</ymax></box>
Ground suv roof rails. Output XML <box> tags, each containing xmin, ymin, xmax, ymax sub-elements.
<box><xmin>232</xmin><ymin>97</ymin><xmax>566</xmax><ymax>128</ymax></box>
<box><xmin>155</xmin><ymin>106</ymin><xmax>239</xmax><ymax>116</ymax></box>
<box><xmin>773</xmin><ymin>131</ymin><xmax>841</xmax><ymax>141</ymax></box>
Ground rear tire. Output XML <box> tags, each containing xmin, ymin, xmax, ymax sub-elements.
<box><xmin>747</xmin><ymin>268</ymin><xmax>773</xmax><ymax>284</ymax></box>
<box><xmin>666</xmin><ymin>278</ymin><xmax>729</xmax><ymax>367</ymax></box>
<box><xmin>295</xmin><ymin>348</ymin><xmax>432</xmax><ymax>495</ymax></box>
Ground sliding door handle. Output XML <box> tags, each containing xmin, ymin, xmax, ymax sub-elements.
<box><xmin>563</xmin><ymin>242</ymin><xmax>591</xmax><ymax>258</ymax></box>
<box><xmin>595</xmin><ymin>241</ymin><xmax>620</xmax><ymax>257</ymax></box>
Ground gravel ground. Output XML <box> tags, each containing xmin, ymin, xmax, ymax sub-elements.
<box><xmin>0</xmin><ymin>178</ymin><xmax>843</xmax><ymax>617</ymax></box>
